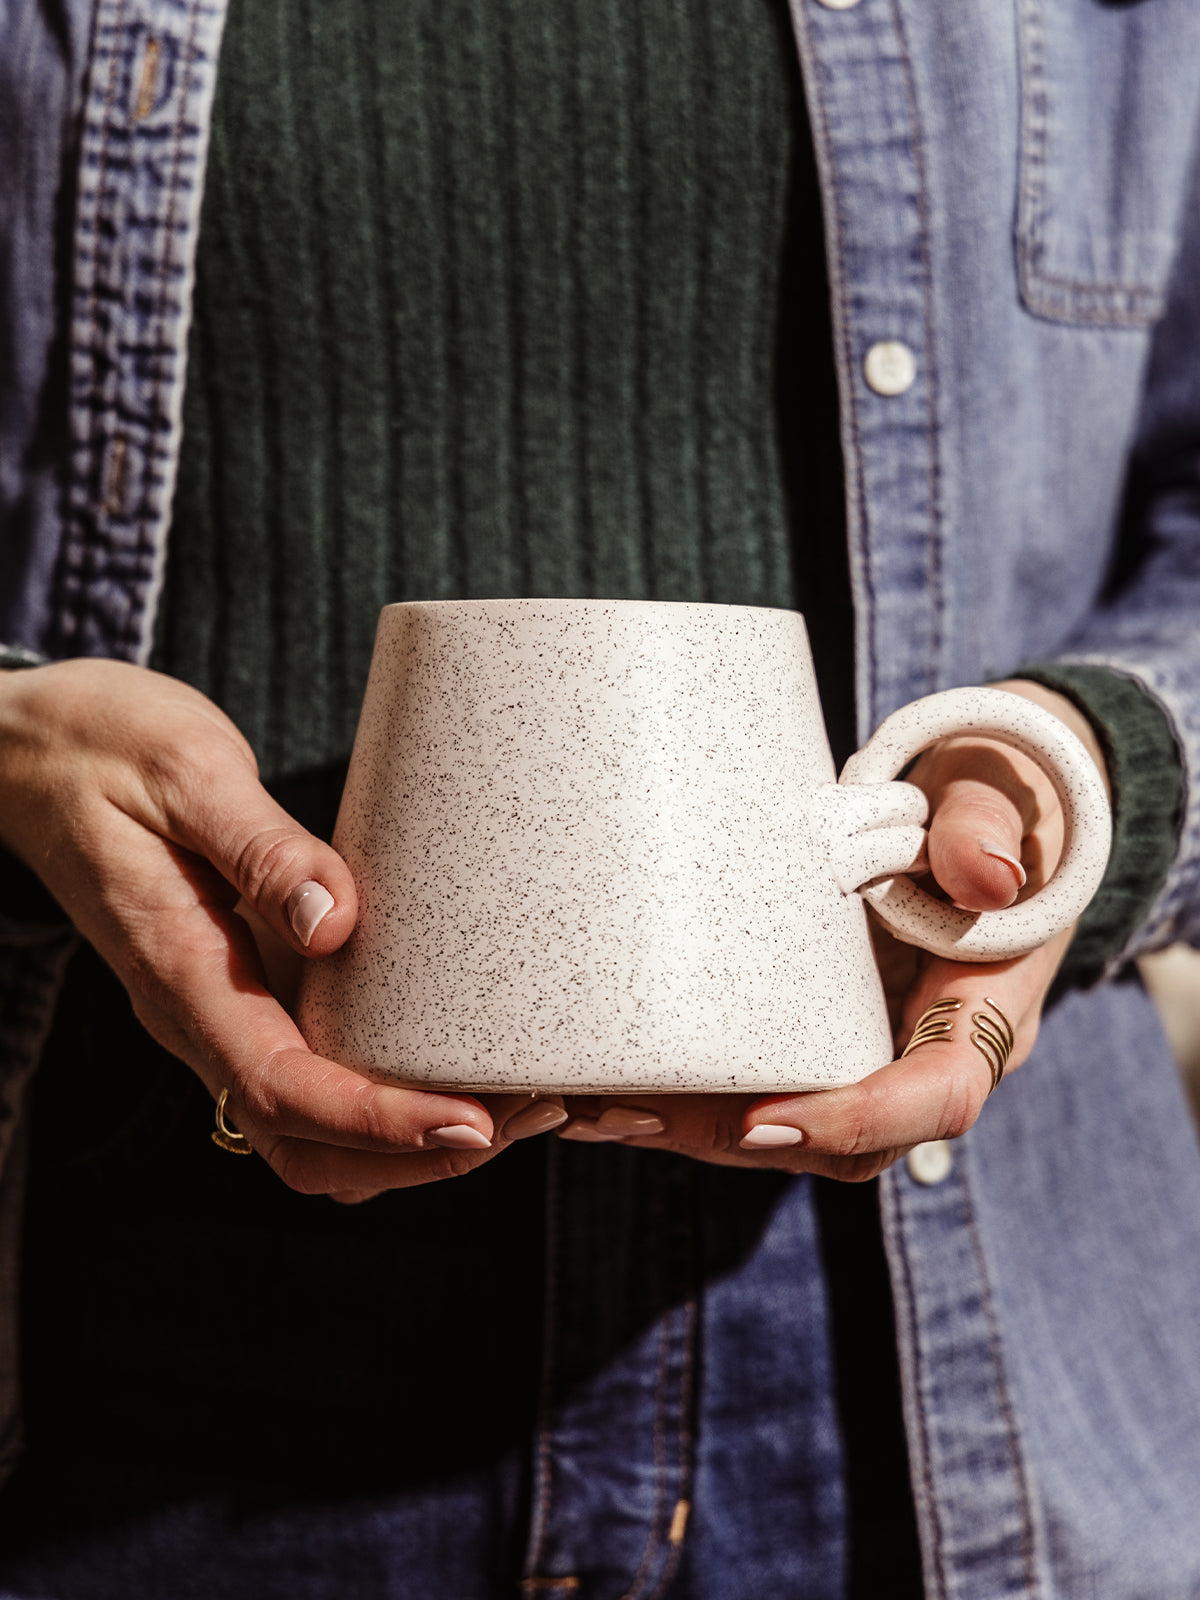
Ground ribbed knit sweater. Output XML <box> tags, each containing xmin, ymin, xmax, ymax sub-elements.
<box><xmin>155</xmin><ymin>0</ymin><xmax>1180</xmax><ymax>974</ymax></box>
<box><xmin>157</xmin><ymin>0</ymin><xmax>853</xmax><ymax>776</ymax></box>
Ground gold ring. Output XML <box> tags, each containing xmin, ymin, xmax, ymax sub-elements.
<box><xmin>211</xmin><ymin>1088</ymin><xmax>252</xmax><ymax>1155</ymax></box>
<box><xmin>900</xmin><ymin>997</ymin><xmax>963</xmax><ymax>1057</ymax></box>
<box><xmin>971</xmin><ymin>998</ymin><xmax>1015</xmax><ymax>1096</ymax></box>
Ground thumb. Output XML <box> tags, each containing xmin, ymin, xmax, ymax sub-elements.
<box><xmin>925</xmin><ymin>773</ymin><xmax>1028</xmax><ymax>913</ymax></box>
<box><xmin>158</xmin><ymin>764</ymin><xmax>358</xmax><ymax>957</ymax></box>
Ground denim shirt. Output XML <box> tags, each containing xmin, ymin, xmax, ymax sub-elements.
<box><xmin>3</xmin><ymin>2</ymin><xmax>1200</xmax><ymax>1596</ymax></box>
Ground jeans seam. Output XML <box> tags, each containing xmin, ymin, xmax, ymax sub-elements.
<box><xmin>615</xmin><ymin>1312</ymin><xmax>673</xmax><ymax>1600</ymax></box>
<box><xmin>57</xmin><ymin>0</ymin><xmax>129</xmax><ymax>651</ymax></box>
<box><xmin>961</xmin><ymin>1166</ymin><xmax>1044</xmax><ymax>1600</ymax></box>
<box><xmin>890</xmin><ymin>1177</ymin><xmax>950</xmax><ymax>1600</ymax></box>
<box><xmin>523</xmin><ymin>1140</ymin><xmax>563</xmax><ymax>1583</ymax></box>
<box><xmin>639</xmin><ymin>1293</ymin><xmax>698</xmax><ymax>1600</ymax></box>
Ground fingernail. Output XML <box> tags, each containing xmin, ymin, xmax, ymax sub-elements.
<box><xmin>978</xmin><ymin>840</ymin><xmax>1027</xmax><ymax>889</ymax></box>
<box><xmin>289</xmin><ymin>881</ymin><xmax>335</xmax><ymax>946</ymax></box>
<box><xmin>595</xmin><ymin>1107</ymin><xmax>665</xmax><ymax>1137</ymax></box>
<box><xmin>558</xmin><ymin>1118</ymin><xmax>625</xmax><ymax>1142</ymax></box>
<box><xmin>739</xmin><ymin>1125</ymin><xmax>804</xmax><ymax>1150</ymax></box>
<box><xmin>503</xmin><ymin>1102</ymin><xmax>570</xmax><ymax>1140</ymax></box>
<box><xmin>427</xmin><ymin>1124</ymin><xmax>492</xmax><ymax>1150</ymax></box>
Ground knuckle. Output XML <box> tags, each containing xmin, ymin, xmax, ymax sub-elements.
<box><xmin>830</xmin><ymin>1150</ymin><xmax>899</xmax><ymax>1184</ymax></box>
<box><xmin>235</xmin><ymin>826</ymin><xmax>307</xmax><ymax>904</ymax></box>
<box><xmin>231</xmin><ymin>1060</ymin><xmax>283</xmax><ymax>1132</ymax></box>
<box><xmin>431</xmin><ymin>1148</ymin><xmax>487</xmax><ymax>1181</ymax></box>
<box><xmin>704</xmin><ymin>1121</ymin><xmax>744</xmax><ymax>1158</ymax></box>
<box><xmin>346</xmin><ymin>1080</ymin><xmax>398</xmax><ymax>1149</ymax></box>
<box><xmin>825</xmin><ymin>1113</ymin><xmax>877</xmax><ymax>1161</ymax></box>
<box><xmin>936</xmin><ymin>1074</ymin><xmax>983</xmax><ymax>1142</ymax></box>
<box><xmin>269</xmin><ymin>1140</ymin><xmax>333</xmax><ymax>1197</ymax></box>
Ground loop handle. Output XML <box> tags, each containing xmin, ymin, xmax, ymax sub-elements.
<box><xmin>838</xmin><ymin>687</ymin><xmax>1111</xmax><ymax>961</ymax></box>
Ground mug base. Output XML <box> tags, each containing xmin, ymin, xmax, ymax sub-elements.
<box><xmin>369</xmin><ymin>1070</ymin><xmax>881</xmax><ymax>1095</ymax></box>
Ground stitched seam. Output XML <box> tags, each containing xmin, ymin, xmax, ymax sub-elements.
<box><xmin>1020</xmin><ymin>270</ymin><xmax>1160</xmax><ymax>301</ymax></box>
<box><xmin>1015</xmin><ymin>0</ymin><xmax>1161</xmax><ymax>324</ymax></box>
<box><xmin>640</xmin><ymin>1292</ymin><xmax>698</xmax><ymax>1600</ymax></box>
<box><xmin>523</xmin><ymin>1139</ymin><xmax>563</xmax><ymax>1581</ymax></box>
<box><xmin>790</xmin><ymin>2</ymin><xmax>877</xmax><ymax>725</ymax></box>
<box><xmin>891</xmin><ymin>1179</ymin><xmax>950</xmax><ymax>1600</ymax></box>
<box><xmin>57</xmin><ymin>0</ymin><xmax>130</xmax><ymax>647</ymax></box>
<box><xmin>121</xmin><ymin>1</ymin><xmax>204</xmax><ymax>659</ymax></box>
<box><xmin>891</xmin><ymin>0</ymin><xmax>944</xmax><ymax>693</ymax></box>
<box><xmin>961</xmin><ymin>1165</ymin><xmax>1043</xmax><ymax>1599</ymax></box>
<box><xmin>616</xmin><ymin>1299</ymin><xmax>673</xmax><ymax>1600</ymax></box>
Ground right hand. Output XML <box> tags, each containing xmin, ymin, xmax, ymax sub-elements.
<box><xmin>0</xmin><ymin>660</ymin><xmax>563</xmax><ymax>1200</ymax></box>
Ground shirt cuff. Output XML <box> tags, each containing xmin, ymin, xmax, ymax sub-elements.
<box><xmin>1011</xmin><ymin>662</ymin><xmax>1183</xmax><ymax>984</ymax></box>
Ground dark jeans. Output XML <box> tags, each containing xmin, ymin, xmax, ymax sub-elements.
<box><xmin>0</xmin><ymin>777</ymin><xmax>921</xmax><ymax>1599</ymax></box>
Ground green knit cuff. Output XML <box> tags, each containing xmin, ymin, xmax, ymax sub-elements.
<box><xmin>0</xmin><ymin>645</ymin><xmax>46</xmax><ymax>670</ymax></box>
<box><xmin>1011</xmin><ymin>662</ymin><xmax>1183</xmax><ymax>984</ymax></box>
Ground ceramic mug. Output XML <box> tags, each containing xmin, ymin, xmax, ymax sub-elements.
<box><xmin>297</xmin><ymin>600</ymin><xmax>1110</xmax><ymax>1094</ymax></box>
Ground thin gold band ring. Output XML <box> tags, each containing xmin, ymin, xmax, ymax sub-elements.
<box><xmin>211</xmin><ymin>1087</ymin><xmax>252</xmax><ymax>1155</ymax></box>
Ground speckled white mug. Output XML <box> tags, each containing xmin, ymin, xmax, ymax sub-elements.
<box><xmin>297</xmin><ymin>600</ymin><xmax>1110</xmax><ymax>1093</ymax></box>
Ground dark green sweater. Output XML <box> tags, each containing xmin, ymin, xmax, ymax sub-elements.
<box><xmin>155</xmin><ymin>0</ymin><xmax>1179</xmax><ymax>976</ymax></box>
<box><xmin>157</xmin><ymin>0</ymin><xmax>853</xmax><ymax>770</ymax></box>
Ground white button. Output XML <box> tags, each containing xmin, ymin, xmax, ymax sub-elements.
<box><xmin>907</xmin><ymin>1140</ymin><xmax>953</xmax><ymax>1185</ymax></box>
<box><xmin>816</xmin><ymin>0</ymin><xmax>862</xmax><ymax>9</ymax></box>
<box><xmin>864</xmin><ymin>340</ymin><xmax>917</xmax><ymax>397</ymax></box>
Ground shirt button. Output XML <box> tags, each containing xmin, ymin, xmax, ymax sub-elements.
<box><xmin>907</xmin><ymin>1140</ymin><xmax>954</xmax><ymax>1185</ymax></box>
<box><xmin>864</xmin><ymin>340</ymin><xmax>917</xmax><ymax>396</ymax></box>
<box><xmin>815</xmin><ymin>0</ymin><xmax>862</xmax><ymax>9</ymax></box>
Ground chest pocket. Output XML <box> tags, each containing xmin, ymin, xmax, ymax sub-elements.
<box><xmin>1016</xmin><ymin>0</ymin><xmax>1200</xmax><ymax>328</ymax></box>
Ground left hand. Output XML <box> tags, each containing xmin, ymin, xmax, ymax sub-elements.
<box><xmin>557</xmin><ymin>681</ymin><xmax>1110</xmax><ymax>1181</ymax></box>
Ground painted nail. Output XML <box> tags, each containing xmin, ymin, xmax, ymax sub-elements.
<box><xmin>978</xmin><ymin>840</ymin><xmax>1027</xmax><ymax>889</ymax></box>
<box><xmin>427</xmin><ymin>1124</ymin><xmax>492</xmax><ymax>1150</ymax></box>
<box><xmin>289</xmin><ymin>881</ymin><xmax>335</xmax><ymax>946</ymax></box>
<box><xmin>595</xmin><ymin>1107</ymin><xmax>665</xmax><ymax>1137</ymax></box>
<box><xmin>739</xmin><ymin>1125</ymin><xmax>804</xmax><ymax>1150</ymax></box>
<box><xmin>558</xmin><ymin>1118</ymin><xmax>625</xmax><ymax>1142</ymax></box>
<box><xmin>503</xmin><ymin>1101</ymin><xmax>570</xmax><ymax>1140</ymax></box>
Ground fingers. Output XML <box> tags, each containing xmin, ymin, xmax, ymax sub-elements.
<box><xmin>242</xmin><ymin>1095</ymin><xmax>567</xmax><ymax>1203</ymax></box>
<box><xmin>909</xmin><ymin>729</ymin><xmax>1067</xmax><ymax>912</ymax></box>
<box><xmin>559</xmin><ymin>936</ymin><xmax>1068</xmax><ymax>1181</ymax></box>
<box><xmin>736</xmin><ymin>940</ymin><xmax>1065</xmax><ymax>1169</ymax></box>
<box><xmin>0</xmin><ymin>664</ymin><xmax>575</xmax><ymax>1200</ymax></box>
<box><xmin>1</xmin><ymin>660</ymin><xmax>359</xmax><ymax>960</ymax></box>
<box><xmin>925</xmin><ymin>771</ymin><xmax>1028</xmax><ymax>911</ymax></box>
<box><xmin>147</xmin><ymin>758</ymin><xmax>358</xmax><ymax>959</ymax></box>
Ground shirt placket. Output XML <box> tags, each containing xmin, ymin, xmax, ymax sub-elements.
<box><xmin>792</xmin><ymin>2</ymin><xmax>1045</xmax><ymax>1595</ymax></box>
<box><xmin>60</xmin><ymin>0</ymin><xmax>228</xmax><ymax>666</ymax></box>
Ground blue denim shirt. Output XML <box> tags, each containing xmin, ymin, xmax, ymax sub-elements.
<box><xmin>3</xmin><ymin>2</ymin><xmax>1200</xmax><ymax>1596</ymax></box>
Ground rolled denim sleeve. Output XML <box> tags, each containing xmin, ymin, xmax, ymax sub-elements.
<box><xmin>1035</xmin><ymin>140</ymin><xmax>1200</xmax><ymax>964</ymax></box>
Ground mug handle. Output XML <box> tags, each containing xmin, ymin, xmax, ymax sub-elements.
<box><xmin>837</xmin><ymin>686</ymin><xmax>1112</xmax><ymax>961</ymax></box>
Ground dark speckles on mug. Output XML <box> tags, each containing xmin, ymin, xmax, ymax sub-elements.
<box><xmin>295</xmin><ymin>602</ymin><xmax>1110</xmax><ymax>1093</ymax></box>
<box><xmin>296</xmin><ymin>599</ymin><xmax>899</xmax><ymax>1094</ymax></box>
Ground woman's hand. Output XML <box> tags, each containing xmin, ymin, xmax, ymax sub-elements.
<box><xmin>557</xmin><ymin>680</ymin><xmax>1109</xmax><ymax>1180</ymax></box>
<box><xmin>0</xmin><ymin>660</ymin><xmax>563</xmax><ymax>1200</ymax></box>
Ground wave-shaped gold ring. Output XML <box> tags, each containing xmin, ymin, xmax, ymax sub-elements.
<box><xmin>971</xmin><ymin>998</ymin><xmax>1016</xmax><ymax>1096</ymax></box>
<box><xmin>900</xmin><ymin>996</ymin><xmax>964</xmax><ymax>1058</ymax></box>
